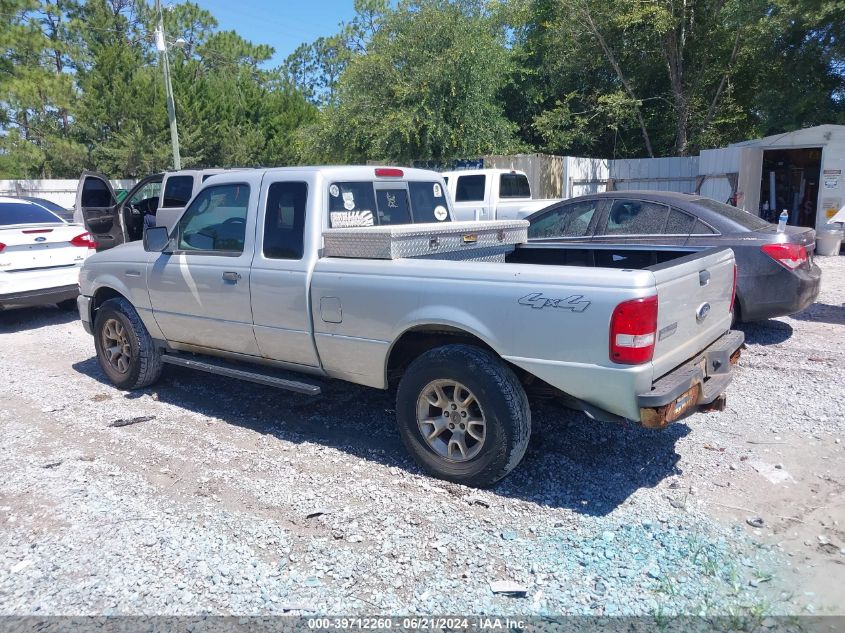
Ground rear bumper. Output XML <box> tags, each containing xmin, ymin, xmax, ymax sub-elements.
<box><xmin>637</xmin><ymin>329</ymin><xmax>744</xmax><ymax>428</ymax></box>
<box><xmin>0</xmin><ymin>284</ymin><xmax>78</xmax><ymax>308</ymax></box>
<box><xmin>739</xmin><ymin>263</ymin><xmax>821</xmax><ymax>321</ymax></box>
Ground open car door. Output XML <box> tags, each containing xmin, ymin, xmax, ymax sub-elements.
<box><xmin>75</xmin><ymin>171</ymin><xmax>124</xmax><ymax>251</ymax></box>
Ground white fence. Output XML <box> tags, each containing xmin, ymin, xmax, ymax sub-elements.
<box><xmin>0</xmin><ymin>178</ymin><xmax>136</xmax><ymax>209</ymax></box>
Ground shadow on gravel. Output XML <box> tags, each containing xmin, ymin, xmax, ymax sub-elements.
<box><xmin>789</xmin><ymin>302</ymin><xmax>845</xmax><ymax>326</ymax></box>
<box><xmin>0</xmin><ymin>305</ymin><xmax>78</xmax><ymax>334</ymax></box>
<box><xmin>72</xmin><ymin>356</ymin><xmax>687</xmax><ymax>515</ymax></box>
<box><xmin>737</xmin><ymin>319</ymin><xmax>793</xmax><ymax>345</ymax></box>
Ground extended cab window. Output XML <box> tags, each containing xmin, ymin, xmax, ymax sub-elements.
<box><xmin>455</xmin><ymin>175</ymin><xmax>486</xmax><ymax>202</ymax></box>
<box><xmin>528</xmin><ymin>200</ymin><xmax>597</xmax><ymax>239</ymax></box>
<box><xmin>162</xmin><ymin>175</ymin><xmax>194</xmax><ymax>207</ymax></box>
<box><xmin>602</xmin><ymin>200</ymin><xmax>669</xmax><ymax>235</ymax></box>
<box><xmin>499</xmin><ymin>173</ymin><xmax>530</xmax><ymax>198</ymax></box>
<box><xmin>264</xmin><ymin>182</ymin><xmax>307</xmax><ymax>259</ymax></box>
<box><xmin>176</xmin><ymin>183</ymin><xmax>249</xmax><ymax>253</ymax></box>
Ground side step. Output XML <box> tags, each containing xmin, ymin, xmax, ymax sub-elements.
<box><xmin>161</xmin><ymin>354</ymin><xmax>322</xmax><ymax>396</ymax></box>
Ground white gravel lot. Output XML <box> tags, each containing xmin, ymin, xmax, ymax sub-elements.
<box><xmin>0</xmin><ymin>256</ymin><xmax>843</xmax><ymax>618</ymax></box>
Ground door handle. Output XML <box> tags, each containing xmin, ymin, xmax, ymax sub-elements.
<box><xmin>222</xmin><ymin>271</ymin><xmax>241</xmax><ymax>283</ymax></box>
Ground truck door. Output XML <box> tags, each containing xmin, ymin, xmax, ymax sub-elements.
<box><xmin>146</xmin><ymin>178</ymin><xmax>260</xmax><ymax>356</ymax></box>
<box><xmin>75</xmin><ymin>172</ymin><xmax>123</xmax><ymax>251</ymax></box>
<box><xmin>249</xmin><ymin>175</ymin><xmax>321</xmax><ymax>367</ymax></box>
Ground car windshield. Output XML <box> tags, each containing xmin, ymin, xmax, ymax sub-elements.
<box><xmin>0</xmin><ymin>202</ymin><xmax>64</xmax><ymax>226</ymax></box>
<box><xmin>694</xmin><ymin>198</ymin><xmax>772</xmax><ymax>230</ymax></box>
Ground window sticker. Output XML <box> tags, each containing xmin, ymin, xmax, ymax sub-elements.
<box><xmin>342</xmin><ymin>191</ymin><xmax>355</xmax><ymax>210</ymax></box>
<box><xmin>385</xmin><ymin>192</ymin><xmax>398</xmax><ymax>208</ymax></box>
<box><xmin>434</xmin><ymin>205</ymin><xmax>448</xmax><ymax>221</ymax></box>
<box><xmin>433</xmin><ymin>183</ymin><xmax>443</xmax><ymax>198</ymax></box>
<box><xmin>329</xmin><ymin>184</ymin><xmax>340</xmax><ymax>197</ymax></box>
<box><xmin>330</xmin><ymin>210</ymin><xmax>374</xmax><ymax>228</ymax></box>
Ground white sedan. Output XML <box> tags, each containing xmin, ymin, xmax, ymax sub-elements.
<box><xmin>0</xmin><ymin>197</ymin><xmax>96</xmax><ymax>310</ymax></box>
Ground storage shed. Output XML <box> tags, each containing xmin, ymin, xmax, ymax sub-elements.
<box><xmin>700</xmin><ymin>124</ymin><xmax>845</xmax><ymax>231</ymax></box>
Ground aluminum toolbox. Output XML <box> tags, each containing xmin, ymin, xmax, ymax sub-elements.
<box><xmin>322</xmin><ymin>220</ymin><xmax>528</xmax><ymax>260</ymax></box>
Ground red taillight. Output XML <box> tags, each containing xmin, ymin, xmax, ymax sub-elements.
<box><xmin>761</xmin><ymin>243</ymin><xmax>807</xmax><ymax>270</ymax></box>
<box><xmin>71</xmin><ymin>232</ymin><xmax>98</xmax><ymax>249</ymax></box>
<box><xmin>729</xmin><ymin>264</ymin><xmax>737</xmax><ymax>315</ymax></box>
<box><xmin>610</xmin><ymin>295</ymin><xmax>658</xmax><ymax>365</ymax></box>
<box><xmin>375</xmin><ymin>167</ymin><xmax>404</xmax><ymax>178</ymax></box>
<box><xmin>0</xmin><ymin>242</ymin><xmax>5</xmax><ymax>253</ymax></box>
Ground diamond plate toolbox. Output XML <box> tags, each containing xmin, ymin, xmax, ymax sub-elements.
<box><xmin>322</xmin><ymin>220</ymin><xmax>528</xmax><ymax>260</ymax></box>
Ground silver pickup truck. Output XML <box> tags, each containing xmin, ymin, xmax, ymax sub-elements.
<box><xmin>77</xmin><ymin>166</ymin><xmax>744</xmax><ymax>487</ymax></box>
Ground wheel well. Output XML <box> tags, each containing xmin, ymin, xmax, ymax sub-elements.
<box><xmin>386</xmin><ymin>326</ymin><xmax>498</xmax><ymax>387</ymax></box>
<box><xmin>92</xmin><ymin>287</ymin><xmax>127</xmax><ymax>314</ymax></box>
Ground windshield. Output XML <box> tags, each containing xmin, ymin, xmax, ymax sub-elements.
<box><xmin>694</xmin><ymin>198</ymin><xmax>772</xmax><ymax>230</ymax></box>
<box><xmin>0</xmin><ymin>202</ymin><xmax>64</xmax><ymax>226</ymax></box>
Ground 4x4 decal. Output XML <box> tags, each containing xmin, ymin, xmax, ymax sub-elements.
<box><xmin>518</xmin><ymin>293</ymin><xmax>591</xmax><ymax>312</ymax></box>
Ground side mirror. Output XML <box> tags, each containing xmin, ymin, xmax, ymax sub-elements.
<box><xmin>143</xmin><ymin>226</ymin><xmax>171</xmax><ymax>253</ymax></box>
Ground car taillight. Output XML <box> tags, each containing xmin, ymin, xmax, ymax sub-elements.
<box><xmin>375</xmin><ymin>167</ymin><xmax>403</xmax><ymax>178</ymax></box>
<box><xmin>0</xmin><ymin>242</ymin><xmax>5</xmax><ymax>253</ymax></box>
<box><xmin>610</xmin><ymin>295</ymin><xmax>658</xmax><ymax>365</ymax></box>
<box><xmin>729</xmin><ymin>263</ymin><xmax>737</xmax><ymax>315</ymax></box>
<box><xmin>71</xmin><ymin>232</ymin><xmax>98</xmax><ymax>249</ymax></box>
<box><xmin>761</xmin><ymin>243</ymin><xmax>807</xmax><ymax>270</ymax></box>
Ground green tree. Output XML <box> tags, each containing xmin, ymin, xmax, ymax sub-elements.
<box><xmin>301</xmin><ymin>0</ymin><xmax>522</xmax><ymax>164</ymax></box>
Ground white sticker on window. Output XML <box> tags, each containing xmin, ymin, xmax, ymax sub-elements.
<box><xmin>329</xmin><ymin>184</ymin><xmax>340</xmax><ymax>197</ymax></box>
<box><xmin>342</xmin><ymin>191</ymin><xmax>355</xmax><ymax>210</ymax></box>
<box><xmin>331</xmin><ymin>210</ymin><xmax>374</xmax><ymax>228</ymax></box>
<box><xmin>434</xmin><ymin>205</ymin><xmax>448</xmax><ymax>221</ymax></box>
<box><xmin>433</xmin><ymin>183</ymin><xmax>442</xmax><ymax>198</ymax></box>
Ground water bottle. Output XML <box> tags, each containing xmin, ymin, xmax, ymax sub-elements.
<box><xmin>777</xmin><ymin>210</ymin><xmax>788</xmax><ymax>233</ymax></box>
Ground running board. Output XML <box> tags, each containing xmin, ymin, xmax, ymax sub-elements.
<box><xmin>161</xmin><ymin>354</ymin><xmax>322</xmax><ymax>396</ymax></box>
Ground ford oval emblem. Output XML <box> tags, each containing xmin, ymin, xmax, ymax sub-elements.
<box><xmin>34</xmin><ymin>236</ymin><xmax>47</xmax><ymax>242</ymax></box>
<box><xmin>696</xmin><ymin>302</ymin><xmax>711</xmax><ymax>322</ymax></box>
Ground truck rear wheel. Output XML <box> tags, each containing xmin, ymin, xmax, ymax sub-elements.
<box><xmin>94</xmin><ymin>297</ymin><xmax>163</xmax><ymax>390</ymax></box>
<box><xmin>395</xmin><ymin>344</ymin><xmax>531</xmax><ymax>487</ymax></box>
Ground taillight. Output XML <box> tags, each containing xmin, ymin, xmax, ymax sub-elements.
<box><xmin>71</xmin><ymin>232</ymin><xmax>98</xmax><ymax>249</ymax></box>
<box><xmin>761</xmin><ymin>243</ymin><xmax>807</xmax><ymax>270</ymax></box>
<box><xmin>610</xmin><ymin>295</ymin><xmax>658</xmax><ymax>365</ymax></box>
<box><xmin>729</xmin><ymin>263</ymin><xmax>737</xmax><ymax>315</ymax></box>
<box><xmin>375</xmin><ymin>167</ymin><xmax>404</xmax><ymax>178</ymax></box>
<box><xmin>0</xmin><ymin>242</ymin><xmax>5</xmax><ymax>253</ymax></box>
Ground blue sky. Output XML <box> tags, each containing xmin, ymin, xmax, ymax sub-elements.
<box><xmin>196</xmin><ymin>0</ymin><xmax>358</xmax><ymax>66</ymax></box>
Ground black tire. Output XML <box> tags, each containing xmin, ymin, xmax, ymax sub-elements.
<box><xmin>93</xmin><ymin>297</ymin><xmax>163</xmax><ymax>390</ymax></box>
<box><xmin>395</xmin><ymin>344</ymin><xmax>531</xmax><ymax>488</ymax></box>
<box><xmin>56</xmin><ymin>298</ymin><xmax>78</xmax><ymax>311</ymax></box>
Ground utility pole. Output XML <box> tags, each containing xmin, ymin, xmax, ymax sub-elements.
<box><xmin>155</xmin><ymin>0</ymin><xmax>181</xmax><ymax>170</ymax></box>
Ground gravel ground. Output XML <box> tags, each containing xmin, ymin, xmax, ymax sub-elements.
<box><xmin>1</xmin><ymin>256</ymin><xmax>844</xmax><ymax>617</ymax></box>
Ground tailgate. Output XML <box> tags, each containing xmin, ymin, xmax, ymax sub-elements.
<box><xmin>650</xmin><ymin>247</ymin><xmax>735</xmax><ymax>380</ymax></box>
<box><xmin>0</xmin><ymin>225</ymin><xmax>88</xmax><ymax>271</ymax></box>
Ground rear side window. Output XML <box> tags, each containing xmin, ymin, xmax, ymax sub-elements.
<box><xmin>692</xmin><ymin>219</ymin><xmax>718</xmax><ymax>235</ymax></box>
<box><xmin>264</xmin><ymin>182</ymin><xmax>307</xmax><ymax>260</ymax></box>
<box><xmin>603</xmin><ymin>200</ymin><xmax>669</xmax><ymax>235</ymax></box>
<box><xmin>408</xmin><ymin>181</ymin><xmax>449</xmax><ymax>223</ymax></box>
<box><xmin>664</xmin><ymin>208</ymin><xmax>695</xmax><ymax>235</ymax></box>
<box><xmin>162</xmin><ymin>176</ymin><xmax>194</xmax><ymax>207</ymax></box>
<box><xmin>0</xmin><ymin>202</ymin><xmax>63</xmax><ymax>226</ymax></box>
<box><xmin>177</xmin><ymin>184</ymin><xmax>249</xmax><ymax>252</ymax></box>
<box><xmin>455</xmin><ymin>175</ymin><xmax>486</xmax><ymax>202</ymax></box>
<box><xmin>499</xmin><ymin>173</ymin><xmax>530</xmax><ymax>198</ymax></box>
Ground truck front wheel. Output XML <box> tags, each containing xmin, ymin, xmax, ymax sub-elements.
<box><xmin>395</xmin><ymin>344</ymin><xmax>531</xmax><ymax>487</ymax></box>
<box><xmin>94</xmin><ymin>297</ymin><xmax>163</xmax><ymax>390</ymax></box>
